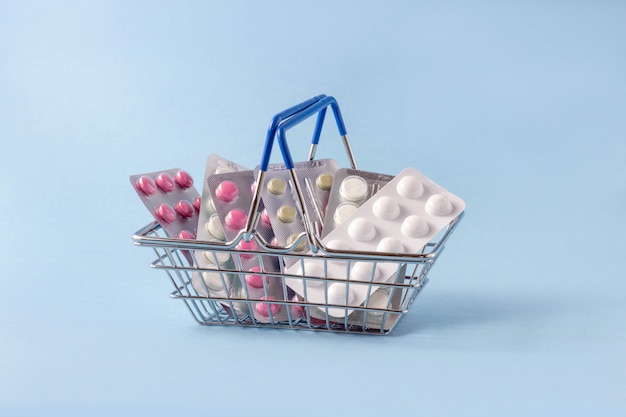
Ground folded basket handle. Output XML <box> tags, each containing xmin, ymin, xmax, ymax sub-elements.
<box><xmin>244</xmin><ymin>95</ymin><xmax>357</xmax><ymax>252</ymax></box>
<box><xmin>276</xmin><ymin>95</ymin><xmax>356</xmax><ymax>170</ymax></box>
<box><xmin>242</xmin><ymin>95</ymin><xmax>327</xmax><ymax>238</ymax></box>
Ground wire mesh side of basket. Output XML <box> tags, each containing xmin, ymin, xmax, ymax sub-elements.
<box><xmin>133</xmin><ymin>213</ymin><xmax>463</xmax><ymax>335</ymax></box>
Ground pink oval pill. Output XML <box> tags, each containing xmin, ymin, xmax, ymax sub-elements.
<box><xmin>135</xmin><ymin>176</ymin><xmax>156</xmax><ymax>196</ymax></box>
<box><xmin>255</xmin><ymin>296</ymin><xmax>280</xmax><ymax>317</ymax></box>
<box><xmin>155</xmin><ymin>203</ymin><xmax>176</xmax><ymax>224</ymax></box>
<box><xmin>175</xmin><ymin>200</ymin><xmax>194</xmax><ymax>219</ymax></box>
<box><xmin>245</xmin><ymin>265</ymin><xmax>268</xmax><ymax>289</ymax></box>
<box><xmin>216</xmin><ymin>180</ymin><xmax>239</xmax><ymax>203</ymax></box>
<box><xmin>236</xmin><ymin>239</ymin><xmax>258</xmax><ymax>259</ymax></box>
<box><xmin>174</xmin><ymin>170</ymin><xmax>193</xmax><ymax>189</ymax></box>
<box><xmin>225</xmin><ymin>209</ymin><xmax>247</xmax><ymax>230</ymax></box>
<box><xmin>177</xmin><ymin>229</ymin><xmax>195</xmax><ymax>240</ymax></box>
<box><xmin>155</xmin><ymin>173</ymin><xmax>175</xmax><ymax>192</ymax></box>
<box><xmin>193</xmin><ymin>196</ymin><xmax>201</xmax><ymax>212</ymax></box>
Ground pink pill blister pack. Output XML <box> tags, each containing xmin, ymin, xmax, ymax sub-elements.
<box><xmin>257</xmin><ymin>158</ymin><xmax>339</xmax><ymax>252</ymax></box>
<box><xmin>130</xmin><ymin>168</ymin><xmax>201</xmax><ymax>240</ymax></box>
<box><xmin>195</xmin><ymin>154</ymin><xmax>249</xmax><ymax>246</ymax></box>
<box><xmin>206</xmin><ymin>169</ymin><xmax>292</xmax><ymax>323</ymax></box>
<box><xmin>285</xmin><ymin>167</ymin><xmax>465</xmax><ymax>317</ymax></box>
<box><xmin>321</xmin><ymin>168</ymin><xmax>394</xmax><ymax>237</ymax></box>
<box><xmin>191</xmin><ymin>155</ymin><xmax>249</xmax><ymax>302</ymax></box>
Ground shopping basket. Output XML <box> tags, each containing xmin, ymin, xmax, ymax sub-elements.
<box><xmin>131</xmin><ymin>95</ymin><xmax>465</xmax><ymax>335</ymax></box>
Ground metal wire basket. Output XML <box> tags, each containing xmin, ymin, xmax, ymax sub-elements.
<box><xmin>131</xmin><ymin>95</ymin><xmax>465</xmax><ymax>335</ymax></box>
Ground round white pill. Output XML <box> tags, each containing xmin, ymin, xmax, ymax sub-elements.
<box><xmin>206</xmin><ymin>214</ymin><xmax>226</xmax><ymax>241</ymax></box>
<box><xmin>326</xmin><ymin>239</ymin><xmax>350</xmax><ymax>251</ymax></box>
<box><xmin>297</xmin><ymin>261</ymin><xmax>325</xmax><ymax>287</ymax></box>
<box><xmin>214</xmin><ymin>165</ymin><xmax>236</xmax><ymax>174</ymax></box>
<box><xmin>351</xmin><ymin>262</ymin><xmax>380</xmax><ymax>281</ymax></box>
<box><xmin>376</xmin><ymin>236</ymin><xmax>405</xmax><ymax>253</ymax></box>
<box><xmin>401</xmin><ymin>215</ymin><xmax>430</xmax><ymax>238</ymax></box>
<box><xmin>333</xmin><ymin>202</ymin><xmax>359</xmax><ymax>225</ymax></box>
<box><xmin>327</xmin><ymin>283</ymin><xmax>356</xmax><ymax>306</ymax></box>
<box><xmin>366</xmin><ymin>288</ymin><xmax>391</xmax><ymax>318</ymax></box>
<box><xmin>396</xmin><ymin>175</ymin><xmax>424</xmax><ymax>199</ymax></box>
<box><xmin>339</xmin><ymin>176</ymin><xmax>368</xmax><ymax>202</ymax></box>
<box><xmin>204</xmin><ymin>250</ymin><xmax>231</xmax><ymax>266</ymax></box>
<box><xmin>347</xmin><ymin>217</ymin><xmax>376</xmax><ymax>242</ymax></box>
<box><xmin>425</xmin><ymin>193</ymin><xmax>453</xmax><ymax>216</ymax></box>
<box><xmin>325</xmin><ymin>240</ymin><xmax>350</xmax><ymax>269</ymax></box>
<box><xmin>200</xmin><ymin>272</ymin><xmax>226</xmax><ymax>291</ymax></box>
<box><xmin>205</xmin><ymin>197</ymin><xmax>216</xmax><ymax>214</ymax></box>
<box><xmin>372</xmin><ymin>196</ymin><xmax>400</xmax><ymax>220</ymax></box>
<box><xmin>191</xmin><ymin>274</ymin><xmax>209</xmax><ymax>296</ymax></box>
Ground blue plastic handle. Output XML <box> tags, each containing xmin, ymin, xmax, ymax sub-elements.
<box><xmin>259</xmin><ymin>95</ymin><xmax>327</xmax><ymax>171</ymax></box>
<box><xmin>275</xmin><ymin>96</ymin><xmax>347</xmax><ymax>170</ymax></box>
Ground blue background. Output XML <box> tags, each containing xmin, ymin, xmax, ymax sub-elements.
<box><xmin>1</xmin><ymin>1</ymin><xmax>625</xmax><ymax>415</ymax></box>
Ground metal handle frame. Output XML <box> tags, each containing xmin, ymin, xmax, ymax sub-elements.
<box><xmin>245</xmin><ymin>96</ymin><xmax>358</xmax><ymax>253</ymax></box>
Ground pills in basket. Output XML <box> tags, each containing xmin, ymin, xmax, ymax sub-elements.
<box><xmin>285</xmin><ymin>166</ymin><xmax>465</xmax><ymax>317</ymax></box>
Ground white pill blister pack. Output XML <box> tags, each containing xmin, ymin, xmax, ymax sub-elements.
<box><xmin>321</xmin><ymin>168</ymin><xmax>394</xmax><ymax>237</ymax></box>
<box><xmin>257</xmin><ymin>158</ymin><xmax>339</xmax><ymax>251</ymax></box>
<box><xmin>285</xmin><ymin>167</ymin><xmax>465</xmax><ymax>317</ymax></box>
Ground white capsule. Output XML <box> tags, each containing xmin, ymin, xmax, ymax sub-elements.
<box><xmin>396</xmin><ymin>175</ymin><xmax>424</xmax><ymax>199</ymax></box>
<box><xmin>372</xmin><ymin>196</ymin><xmax>400</xmax><ymax>220</ymax></box>
<box><xmin>425</xmin><ymin>193</ymin><xmax>453</xmax><ymax>216</ymax></box>
<box><xmin>348</xmin><ymin>217</ymin><xmax>376</xmax><ymax>242</ymax></box>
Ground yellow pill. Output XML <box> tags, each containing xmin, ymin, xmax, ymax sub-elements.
<box><xmin>267</xmin><ymin>178</ymin><xmax>286</xmax><ymax>195</ymax></box>
<box><xmin>277</xmin><ymin>205</ymin><xmax>296</xmax><ymax>223</ymax></box>
<box><xmin>316</xmin><ymin>173</ymin><xmax>333</xmax><ymax>191</ymax></box>
<box><xmin>287</xmin><ymin>233</ymin><xmax>307</xmax><ymax>252</ymax></box>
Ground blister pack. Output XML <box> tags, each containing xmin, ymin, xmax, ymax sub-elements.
<box><xmin>307</xmin><ymin>267</ymin><xmax>406</xmax><ymax>330</ymax></box>
<box><xmin>285</xmin><ymin>167</ymin><xmax>465</xmax><ymax>317</ymax></box>
<box><xmin>191</xmin><ymin>155</ymin><xmax>249</xmax><ymax>311</ymax></box>
<box><xmin>130</xmin><ymin>168</ymin><xmax>201</xmax><ymax>240</ymax></box>
<box><xmin>207</xmin><ymin>169</ymin><xmax>291</xmax><ymax>323</ymax></box>
<box><xmin>321</xmin><ymin>168</ymin><xmax>395</xmax><ymax>237</ymax></box>
<box><xmin>257</xmin><ymin>158</ymin><xmax>339</xmax><ymax>250</ymax></box>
